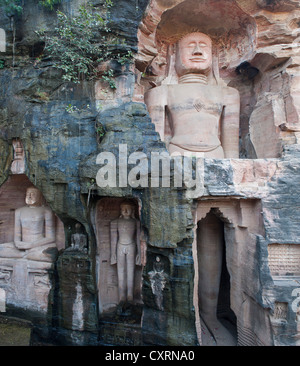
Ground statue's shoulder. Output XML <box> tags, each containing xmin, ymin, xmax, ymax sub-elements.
<box><xmin>221</xmin><ymin>84</ymin><xmax>239</xmax><ymax>96</ymax></box>
<box><xmin>145</xmin><ymin>84</ymin><xmax>168</xmax><ymax>94</ymax></box>
<box><xmin>219</xmin><ymin>84</ymin><xmax>240</xmax><ymax>104</ymax></box>
<box><xmin>42</xmin><ymin>205</ymin><xmax>53</xmax><ymax>213</ymax></box>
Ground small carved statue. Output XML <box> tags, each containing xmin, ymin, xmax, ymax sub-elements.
<box><xmin>11</xmin><ymin>138</ymin><xmax>25</xmax><ymax>174</ymax></box>
<box><xmin>66</xmin><ymin>223</ymin><xmax>87</xmax><ymax>253</ymax></box>
<box><xmin>148</xmin><ymin>256</ymin><xmax>167</xmax><ymax>311</ymax></box>
<box><xmin>110</xmin><ymin>200</ymin><xmax>141</xmax><ymax>304</ymax></box>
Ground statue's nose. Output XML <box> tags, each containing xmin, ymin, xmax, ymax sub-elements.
<box><xmin>193</xmin><ymin>44</ymin><xmax>203</xmax><ymax>55</ymax></box>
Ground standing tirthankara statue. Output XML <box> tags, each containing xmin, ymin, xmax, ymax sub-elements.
<box><xmin>145</xmin><ymin>32</ymin><xmax>240</xmax><ymax>158</ymax></box>
<box><xmin>145</xmin><ymin>32</ymin><xmax>240</xmax><ymax>344</ymax></box>
<box><xmin>110</xmin><ymin>201</ymin><xmax>141</xmax><ymax>305</ymax></box>
<box><xmin>0</xmin><ymin>186</ymin><xmax>57</xmax><ymax>262</ymax></box>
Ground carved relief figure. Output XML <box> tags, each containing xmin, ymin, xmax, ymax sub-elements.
<box><xmin>11</xmin><ymin>138</ymin><xmax>25</xmax><ymax>175</ymax></box>
<box><xmin>110</xmin><ymin>201</ymin><xmax>141</xmax><ymax>304</ymax></box>
<box><xmin>0</xmin><ymin>186</ymin><xmax>57</xmax><ymax>262</ymax></box>
<box><xmin>145</xmin><ymin>32</ymin><xmax>240</xmax><ymax>158</ymax></box>
<box><xmin>148</xmin><ymin>256</ymin><xmax>167</xmax><ymax>311</ymax></box>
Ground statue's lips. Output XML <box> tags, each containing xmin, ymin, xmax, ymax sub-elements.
<box><xmin>189</xmin><ymin>57</ymin><xmax>206</xmax><ymax>62</ymax></box>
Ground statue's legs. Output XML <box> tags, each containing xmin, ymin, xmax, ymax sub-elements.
<box><xmin>0</xmin><ymin>243</ymin><xmax>23</xmax><ymax>258</ymax></box>
<box><xmin>125</xmin><ymin>244</ymin><xmax>136</xmax><ymax>303</ymax></box>
<box><xmin>24</xmin><ymin>243</ymin><xmax>57</xmax><ymax>262</ymax></box>
<box><xmin>198</xmin><ymin>212</ymin><xmax>236</xmax><ymax>346</ymax></box>
<box><xmin>117</xmin><ymin>244</ymin><xmax>127</xmax><ymax>303</ymax></box>
<box><xmin>117</xmin><ymin>243</ymin><xmax>136</xmax><ymax>303</ymax></box>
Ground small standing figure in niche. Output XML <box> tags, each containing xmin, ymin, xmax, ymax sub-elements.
<box><xmin>110</xmin><ymin>200</ymin><xmax>141</xmax><ymax>308</ymax></box>
<box><xmin>148</xmin><ymin>256</ymin><xmax>167</xmax><ymax>311</ymax></box>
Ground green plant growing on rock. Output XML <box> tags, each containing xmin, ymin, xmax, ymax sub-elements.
<box><xmin>39</xmin><ymin>0</ymin><xmax>62</xmax><ymax>10</ymax></box>
<box><xmin>65</xmin><ymin>103</ymin><xmax>90</xmax><ymax>114</ymax></box>
<box><xmin>0</xmin><ymin>0</ymin><xmax>22</xmax><ymax>16</ymax></box>
<box><xmin>0</xmin><ymin>0</ymin><xmax>61</xmax><ymax>15</ymax></box>
<box><xmin>37</xmin><ymin>1</ymin><xmax>133</xmax><ymax>86</ymax></box>
<box><xmin>95</xmin><ymin>123</ymin><xmax>105</xmax><ymax>143</ymax></box>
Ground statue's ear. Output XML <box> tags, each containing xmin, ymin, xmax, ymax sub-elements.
<box><xmin>169</xmin><ymin>43</ymin><xmax>175</xmax><ymax>55</ymax></box>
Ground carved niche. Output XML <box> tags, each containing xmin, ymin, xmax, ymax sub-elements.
<box><xmin>94</xmin><ymin>197</ymin><xmax>145</xmax><ymax>314</ymax></box>
<box><xmin>0</xmin><ymin>174</ymin><xmax>64</xmax><ymax>312</ymax></box>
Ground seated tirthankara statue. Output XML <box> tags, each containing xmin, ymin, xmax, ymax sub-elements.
<box><xmin>145</xmin><ymin>32</ymin><xmax>240</xmax><ymax>158</ymax></box>
<box><xmin>0</xmin><ymin>186</ymin><xmax>57</xmax><ymax>262</ymax></box>
<box><xmin>66</xmin><ymin>223</ymin><xmax>87</xmax><ymax>253</ymax></box>
<box><xmin>110</xmin><ymin>200</ymin><xmax>141</xmax><ymax>306</ymax></box>
<box><xmin>0</xmin><ymin>186</ymin><xmax>58</xmax><ymax>311</ymax></box>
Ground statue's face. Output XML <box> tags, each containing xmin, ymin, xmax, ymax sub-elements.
<box><xmin>120</xmin><ymin>204</ymin><xmax>134</xmax><ymax>219</ymax></box>
<box><xmin>175</xmin><ymin>32</ymin><xmax>212</xmax><ymax>77</ymax></box>
<box><xmin>25</xmin><ymin>188</ymin><xmax>41</xmax><ymax>206</ymax></box>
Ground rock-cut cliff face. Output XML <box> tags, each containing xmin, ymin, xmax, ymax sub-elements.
<box><xmin>0</xmin><ymin>0</ymin><xmax>300</xmax><ymax>346</ymax></box>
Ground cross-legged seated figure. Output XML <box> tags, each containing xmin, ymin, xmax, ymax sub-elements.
<box><xmin>110</xmin><ymin>201</ymin><xmax>141</xmax><ymax>305</ymax></box>
<box><xmin>145</xmin><ymin>32</ymin><xmax>240</xmax><ymax>344</ymax></box>
<box><xmin>0</xmin><ymin>186</ymin><xmax>57</xmax><ymax>262</ymax></box>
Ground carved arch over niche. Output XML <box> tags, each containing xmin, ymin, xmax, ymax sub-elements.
<box><xmin>192</xmin><ymin>198</ymin><xmax>273</xmax><ymax>346</ymax></box>
<box><xmin>135</xmin><ymin>0</ymin><xmax>257</xmax><ymax>92</ymax></box>
<box><xmin>135</xmin><ymin>0</ymin><xmax>300</xmax><ymax>159</ymax></box>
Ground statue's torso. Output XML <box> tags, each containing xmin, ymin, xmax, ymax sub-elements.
<box><xmin>167</xmin><ymin>84</ymin><xmax>225</xmax><ymax>152</ymax></box>
<box><xmin>117</xmin><ymin>218</ymin><xmax>136</xmax><ymax>245</ymax></box>
<box><xmin>18</xmin><ymin>206</ymin><xmax>48</xmax><ymax>242</ymax></box>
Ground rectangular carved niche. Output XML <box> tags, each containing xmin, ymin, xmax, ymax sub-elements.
<box><xmin>94</xmin><ymin>197</ymin><xmax>144</xmax><ymax>314</ymax></box>
<box><xmin>268</xmin><ymin>244</ymin><xmax>300</xmax><ymax>277</ymax></box>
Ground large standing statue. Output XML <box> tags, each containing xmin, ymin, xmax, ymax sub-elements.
<box><xmin>110</xmin><ymin>200</ymin><xmax>141</xmax><ymax>305</ymax></box>
<box><xmin>0</xmin><ymin>186</ymin><xmax>57</xmax><ymax>262</ymax></box>
<box><xmin>145</xmin><ymin>32</ymin><xmax>240</xmax><ymax>158</ymax></box>
<box><xmin>145</xmin><ymin>32</ymin><xmax>240</xmax><ymax>344</ymax></box>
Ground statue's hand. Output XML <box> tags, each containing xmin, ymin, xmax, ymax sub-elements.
<box><xmin>110</xmin><ymin>254</ymin><xmax>117</xmax><ymax>265</ymax></box>
<box><xmin>135</xmin><ymin>254</ymin><xmax>141</xmax><ymax>266</ymax></box>
<box><xmin>14</xmin><ymin>241</ymin><xmax>33</xmax><ymax>250</ymax></box>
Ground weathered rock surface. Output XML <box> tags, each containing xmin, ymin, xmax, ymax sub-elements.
<box><xmin>0</xmin><ymin>0</ymin><xmax>300</xmax><ymax>346</ymax></box>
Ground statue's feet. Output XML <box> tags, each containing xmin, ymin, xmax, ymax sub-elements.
<box><xmin>201</xmin><ymin>316</ymin><xmax>236</xmax><ymax>346</ymax></box>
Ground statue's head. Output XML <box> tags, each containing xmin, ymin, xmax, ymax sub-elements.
<box><xmin>119</xmin><ymin>201</ymin><xmax>136</xmax><ymax>219</ymax></box>
<box><xmin>174</xmin><ymin>32</ymin><xmax>212</xmax><ymax>78</ymax></box>
<box><xmin>25</xmin><ymin>187</ymin><xmax>43</xmax><ymax>207</ymax></box>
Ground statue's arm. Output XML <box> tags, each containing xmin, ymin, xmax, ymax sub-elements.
<box><xmin>144</xmin><ymin>86</ymin><xmax>167</xmax><ymax>141</ymax></box>
<box><xmin>110</xmin><ymin>220</ymin><xmax>118</xmax><ymax>265</ymax></box>
<box><xmin>221</xmin><ymin>87</ymin><xmax>240</xmax><ymax>158</ymax></box>
<box><xmin>14</xmin><ymin>208</ymin><xmax>33</xmax><ymax>249</ymax></box>
<box><xmin>43</xmin><ymin>208</ymin><xmax>56</xmax><ymax>244</ymax></box>
<box><xmin>31</xmin><ymin>208</ymin><xmax>55</xmax><ymax>247</ymax></box>
<box><xmin>135</xmin><ymin>220</ymin><xmax>141</xmax><ymax>266</ymax></box>
<box><xmin>14</xmin><ymin>208</ymin><xmax>22</xmax><ymax>246</ymax></box>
